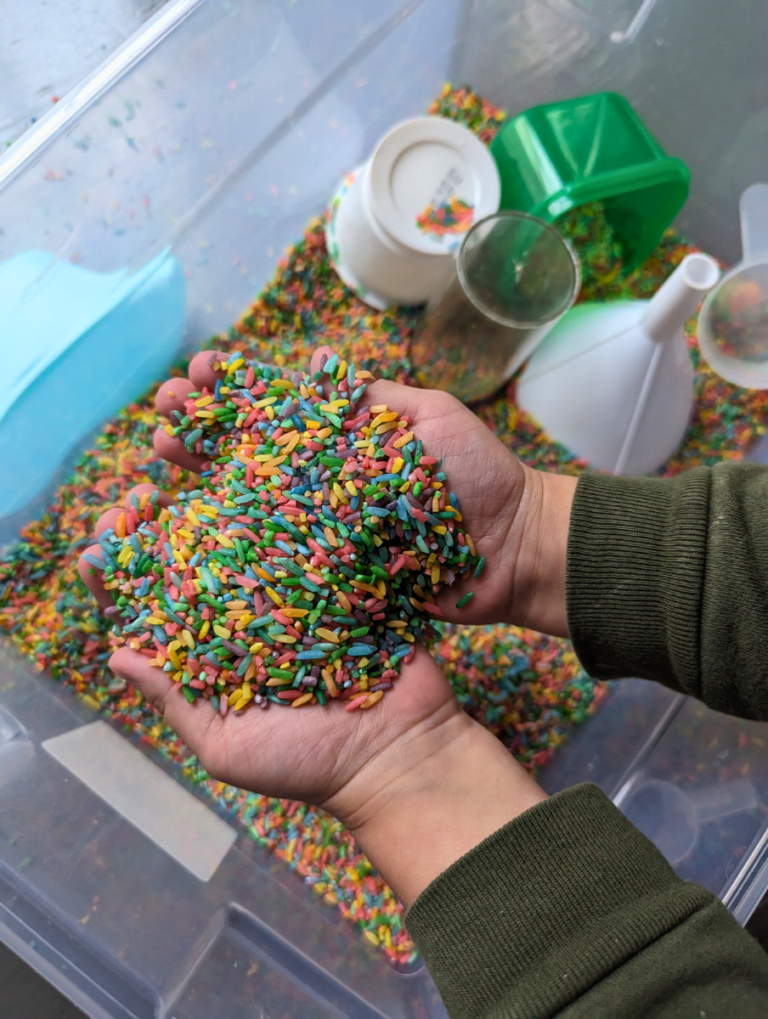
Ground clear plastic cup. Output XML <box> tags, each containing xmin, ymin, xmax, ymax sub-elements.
<box><xmin>410</xmin><ymin>210</ymin><xmax>580</xmax><ymax>403</ymax></box>
<box><xmin>699</xmin><ymin>183</ymin><xmax>768</xmax><ymax>388</ymax></box>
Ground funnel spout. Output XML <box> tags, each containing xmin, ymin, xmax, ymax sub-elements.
<box><xmin>642</xmin><ymin>253</ymin><xmax>720</xmax><ymax>343</ymax></box>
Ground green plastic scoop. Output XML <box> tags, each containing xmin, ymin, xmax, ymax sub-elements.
<box><xmin>490</xmin><ymin>91</ymin><xmax>690</xmax><ymax>270</ymax></box>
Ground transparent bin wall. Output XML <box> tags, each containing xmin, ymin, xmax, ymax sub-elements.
<box><xmin>453</xmin><ymin>0</ymin><xmax>768</xmax><ymax>265</ymax></box>
<box><xmin>540</xmin><ymin>681</ymin><xmax>768</xmax><ymax>924</ymax></box>
<box><xmin>2</xmin><ymin>1</ymin><xmax>768</xmax><ymax>1016</ymax></box>
<box><xmin>0</xmin><ymin>0</ymin><xmax>466</xmax><ymax>543</ymax></box>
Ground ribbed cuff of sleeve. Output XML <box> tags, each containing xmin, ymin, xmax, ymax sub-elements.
<box><xmin>405</xmin><ymin>785</ymin><xmax>711</xmax><ymax>1019</ymax></box>
<box><xmin>565</xmin><ymin>469</ymin><xmax>711</xmax><ymax>693</ymax></box>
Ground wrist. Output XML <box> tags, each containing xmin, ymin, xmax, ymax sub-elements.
<box><xmin>328</xmin><ymin>707</ymin><xmax>547</xmax><ymax>908</ymax></box>
<box><xmin>505</xmin><ymin>466</ymin><xmax>577</xmax><ymax>637</ymax></box>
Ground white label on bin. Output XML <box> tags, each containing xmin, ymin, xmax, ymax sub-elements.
<box><xmin>43</xmin><ymin>722</ymin><xmax>236</xmax><ymax>882</ymax></box>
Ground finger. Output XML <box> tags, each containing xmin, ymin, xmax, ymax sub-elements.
<box><xmin>391</xmin><ymin>642</ymin><xmax>454</xmax><ymax>708</ymax></box>
<box><xmin>157</xmin><ymin>350</ymin><xmax>231</xmax><ymax>426</ymax></box>
<box><xmin>310</xmin><ymin>345</ymin><xmax>336</xmax><ymax>379</ymax></box>
<box><xmin>154</xmin><ymin>353</ymin><xmax>227</xmax><ymax>472</ymax></box>
<box><xmin>110</xmin><ymin>647</ymin><xmax>220</xmax><ymax>757</ymax></box>
<box><xmin>362</xmin><ymin>377</ymin><xmax>438</xmax><ymax>425</ymax></box>
<box><xmin>154</xmin><ymin>375</ymin><xmax>206</xmax><ymax>472</ymax></box>
<box><xmin>123</xmin><ymin>483</ymin><xmax>174</xmax><ymax>512</ymax></box>
<box><xmin>94</xmin><ymin>507</ymin><xmax>122</xmax><ymax>539</ymax></box>
<box><xmin>153</xmin><ymin>426</ymin><xmax>208</xmax><ymax>474</ymax></box>
<box><xmin>189</xmin><ymin>350</ymin><xmax>228</xmax><ymax>392</ymax></box>
<box><xmin>77</xmin><ymin>543</ymin><xmax>114</xmax><ymax>610</ymax></box>
<box><xmin>155</xmin><ymin>376</ymin><xmax>197</xmax><ymax>422</ymax></box>
<box><xmin>153</xmin><ymin>351</ymin><xmax>228</xmax><ymax>473</ymax></box>
<box><xmin>81</xmin><ymin>485</ymin><xmax>175</xmax><ymax>610</ymax></box>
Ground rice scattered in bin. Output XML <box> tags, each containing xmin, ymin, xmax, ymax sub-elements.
<box><xmin>2</xmin><ymin>85</ymin><xmax>768</xmax><ymax>963</ymax></box>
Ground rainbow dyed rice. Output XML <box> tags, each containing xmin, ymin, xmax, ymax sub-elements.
<box><xmin>100</xmin><ymin>353</ymin><xmax>480</xmax><ymax>715</ymax></box>
<box><xmin>2</xmin><ymin>85</ymin><xmax>768</xmax><ymax>964</ymax></box>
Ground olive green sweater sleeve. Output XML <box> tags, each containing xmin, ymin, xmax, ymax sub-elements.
<box><xmin>406</xmin><ymin>785</ymin><xmax>768</xmax><ymax>1019</ymax></box>
<box><xmin>405</xmin><ymin>462</ymin><xmax>768</xmax><ymax>1018</ymax></box>
<box><xmin>566</xmin><ymin>460</ymin><xmax>768</xmax><ymax>718</ymax></box>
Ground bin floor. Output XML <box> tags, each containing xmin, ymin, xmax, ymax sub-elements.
<box><xmin>2</xmin><ymin>86</ymin><xmax>767</xmax><ymax>965</ymax></box>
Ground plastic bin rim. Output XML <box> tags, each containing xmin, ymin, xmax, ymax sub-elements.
<box><xmin>0</xmin><ymin>0</ymin><xmax>205</xmax><ymax>197</ymax></box>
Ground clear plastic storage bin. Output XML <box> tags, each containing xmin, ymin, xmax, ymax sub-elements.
<box><xmin>1</xmin><ymin>1</ymin><xmax>768</xmax><ymax>1016</ymax></box>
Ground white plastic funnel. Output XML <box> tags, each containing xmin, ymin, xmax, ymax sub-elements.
<box><xmin>699</xmin><ymin>183</ymin><xmax>768</xmax><ymax>388</ymax></box>
<box><xmin>620</xmin><ymin>778</ymin><xmax>758</xmax><ymax>866</ymax></box>
<box><xmin>516</xmin><ymin>253</ymin><xmax>720</xmax><ymax>475</ymax></box>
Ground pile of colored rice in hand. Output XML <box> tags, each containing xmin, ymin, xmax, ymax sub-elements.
<box><xmin>91</xmin><ymin>352</ymin><xmax>483</xmax><ymax>715</ymax></box>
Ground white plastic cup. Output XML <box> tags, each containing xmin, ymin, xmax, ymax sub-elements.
<box><xmin>325</xmin><ymin>116</ymin><xmax>501</xmax><ymax>310</ymax></box>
